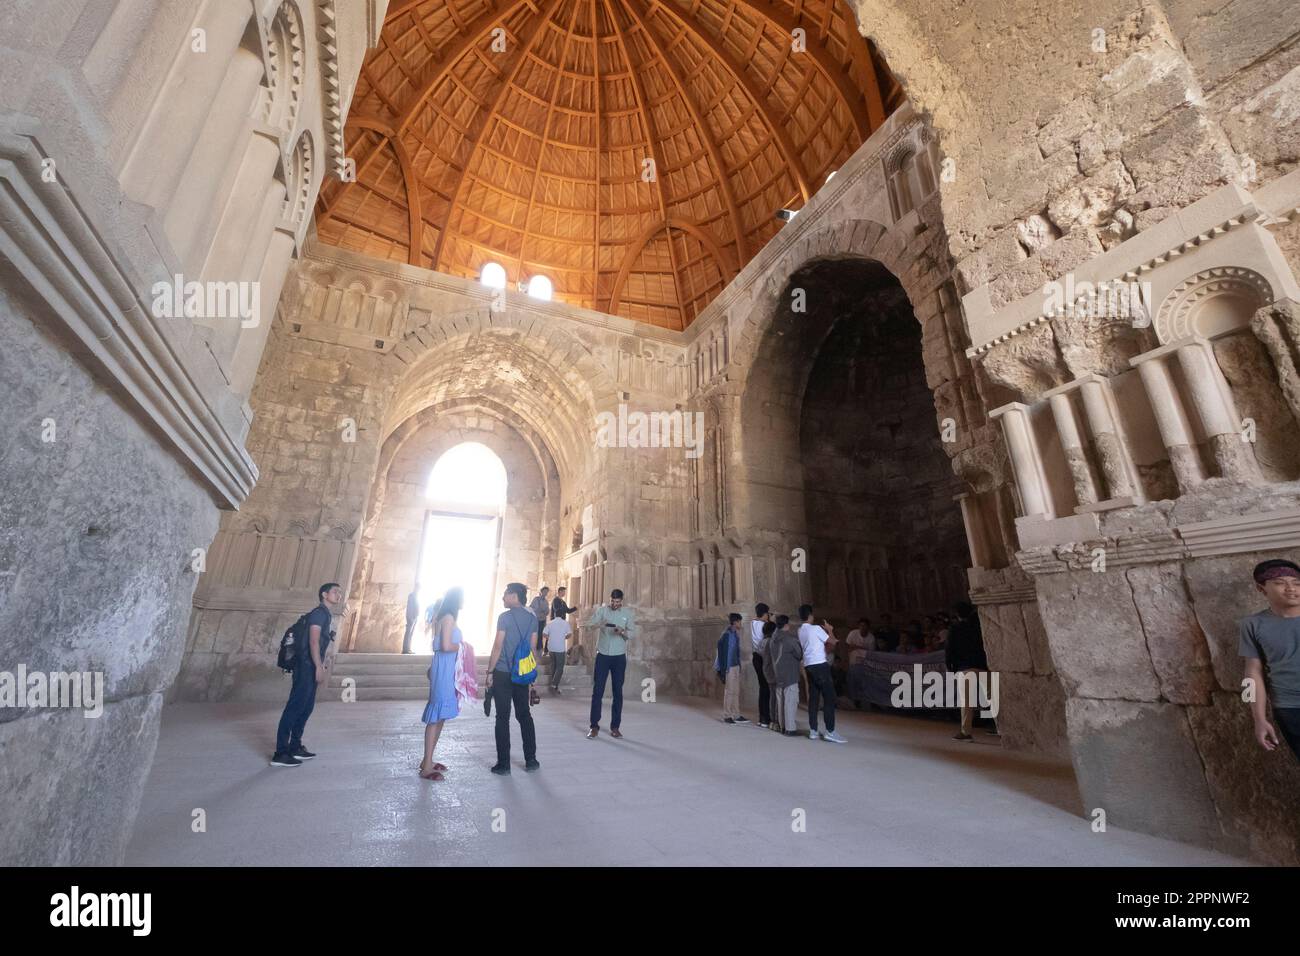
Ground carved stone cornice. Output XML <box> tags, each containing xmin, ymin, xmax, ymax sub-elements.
<box><xmin>315</xmin><ymin>0</ymin><xmax>348</xmax><ymax>178</ymax></box>
<box><xmin>1015</xmin><ymin>508</ymin><xmax>1300</xmax><ymax>574</ymax></box>
<box><xmin>0</xmin><ymin>114</ymin><xmax>257</xmax><ymax>508</ymax></box>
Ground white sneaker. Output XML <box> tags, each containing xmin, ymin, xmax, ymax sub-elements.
<box><xmin>808</xmin><ymin>730</ymin><xmax>821</xmax><ymax>740</ymax></box>
<box><xmin>823</xmin><ymin>731</ymin><xmax>847</xmax><ymax>744</ymax></box>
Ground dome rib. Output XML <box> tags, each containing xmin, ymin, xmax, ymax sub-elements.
<box><xmin>316</xmin><ymin>0</ymin><xmax>900</xmax><ymax>329</ymax></box>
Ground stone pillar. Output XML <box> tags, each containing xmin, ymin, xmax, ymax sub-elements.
<box><xmin>990</xmin><ymin>403</ymin><xmax>1051</xmax><ymax>518</ymax></box>
<box><xmin>119</xmin><ymin>0</ymin><xmax>252</xmax><ymax>213</ymax></box>
<box><xmin>1132</xmin><ymin>347</ymin><xmax>1205</xmax><ymax>492</ymax></box>
<box><xmin>1079</xmin><ymin>377</ymin><xmax>1139</xmax><ymax>502</ymax></box>
<box><xmin>230</xmin><ymin>226</ymin><xmax>296</xmax><ymax>397</ymax></box>
<box><xmin>1047</xmin><ymin>391</ymin><xmax>1098</xmax><ymax>508</ymax></box>
<box><xmin>954</xmin><ymin>492</ymin><xmax>989</xmax><ymax>569</ymax></box>
<box><xmin>165</xmin><ymin>46</ymin><xmax>266</xmax><ymax>271</ymax></box>
<box><xmin>1176</xmin><ymin>339</ymin><xmax>1260</xmax><ymax>483</ymax></box>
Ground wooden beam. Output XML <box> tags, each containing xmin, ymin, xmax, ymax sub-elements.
<box><xmin>720</xmin><ymin>0</ymin><xmax>877</xmax><ymax>138</ymax></box>
<box><xmin>347</xmin><ymin>114</ymin><xmax>426</xmax><ymax>267</ymax></box>
<box><xmin>512</xmin><ymin>0</ymin><xmax>585</xmax><ymax>284</ymax></box>
<box><xmin>602</xmin><ymin>0</ymin><xmax>687</xmax><ymax>330</ymax></box>
<box><xmin>592</xmin><ymin>0</ymin><xmax>603</xmax><ymax>310</ymax></box>
<box><xmin>644</xmin><ymin>0</ymin><xmax>811</xmax><ymax>201</ymax></box>
<box><xmin>609</xmin><ymin>217</ymin><xmax>732</xmax><ymax>314</ymax></box>
<box><xmin>390</xmin><ymin>0</ymin><xmax>532</xmax><ymax>135</ymax></box>
<box><xmin>431</xmin><ymin>0</ymin><xmax>567</xmax><ymax>272</ymax></box>
<box><xmin>621</xmin><ymin>0</ymin><xmax>749</xmax><ymax>267</ymax></box>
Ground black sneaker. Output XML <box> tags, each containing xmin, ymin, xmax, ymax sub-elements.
<box><xmin>270</xmin><ymin>752</ymin><xmax>302</xmax><ymax>768</ymax></box>
<box><xmin>734</xmin><ymin>715</ymin><xmax>750</xmax><ymax>723</ymax></box>
<box><xmin>490</xmin><ymin>763</ymin><xmax>511</xmax><ymax>775</ymax></box>
<box><xmin>723</xmin><ymin>717</ymin><xmax>736</xmax><ymax>724</ymax></box>
<box><xmin>290</xmin><ymin>746</ymin><xmax>316</xmax><ymax>760</ymax></box>
<box><xmin>524</xmin><ymin>759</ymin><xmax>540</xmax><ymax>772</ymax></box>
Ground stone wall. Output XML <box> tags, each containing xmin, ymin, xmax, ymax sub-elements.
<box><xmin>0</xmin><ymin>0</ymin><xmax>376</xmax><ymax>863</ymax></box>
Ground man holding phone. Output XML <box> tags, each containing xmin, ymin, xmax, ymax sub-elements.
<box><xmin>585</xmin><ymin>588</ymin><xmax>637</xmax><ymax>739</ymax></box>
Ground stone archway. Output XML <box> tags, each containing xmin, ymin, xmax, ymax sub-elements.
<box><xmin>346</xmin><ymin>398</ymin><xmax>564</xmax><ymax>652</ymax></box>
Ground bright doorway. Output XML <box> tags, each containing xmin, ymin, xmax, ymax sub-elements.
<box><xmin>412</xmin><ymin>442</ymin><xmax>508</xmax><ymax>651</ymax></box>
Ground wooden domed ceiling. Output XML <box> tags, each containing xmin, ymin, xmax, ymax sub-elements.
<box><xmin>315</xmin><ymin>0</ymin><xmax>903</xmax><ymax>330</ymax></box>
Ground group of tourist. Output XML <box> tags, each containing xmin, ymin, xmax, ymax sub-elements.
<box><xmin>844</xmin><ymin>613</ymin><xmax>954</xmax><ymax>660</ymax></box>
<box><xmin>414</xmin><ymin>583</ymin><xmax>637</xmax><ymax>777</ymax></box>
<box><xmin>718</xmin><ymin>602</ymin><xmax>847</xmax><ymax>742</ymax></box>
<box><xmin>272</xmin><ymin>557</ymin><xmax>1300</xmax><ymax>771</ymax></box>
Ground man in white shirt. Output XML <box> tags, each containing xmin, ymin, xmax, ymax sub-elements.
<box><xmin>751</xmin><ymin>602</ymin><xmax>773</xmax><ymax>728</ymax></box>
<box><xmin>543</xmin><ymin>614</ymin><xmax>571</xmax><ymax>695</ymax></box>
<box><xmin>845</xmin><ymin>617</ymin><xmax>874</xmax><ymax>667</ymax></box>
<box><xmin>798</xmin><ymin>603</ymin><xmax>845</xmax><ymax>743</ymax></box>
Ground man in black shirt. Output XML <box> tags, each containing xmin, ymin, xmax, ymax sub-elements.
<box><xmin>551</xmin><ymin>586</ymin><xmax>574</xmax><ymax>621</ymax></box>
<box><xmin>945</xmin><ymin>601</ymin><xmax>989</xmax><ymax>742</ymax></box>
<box><xmin>272</xmin><ymin>582</ymin><xmax>342</xmax><ymax>767</ymax></box>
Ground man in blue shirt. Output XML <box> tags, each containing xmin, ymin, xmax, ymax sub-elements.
<box><xmin>272</xmin><ymin>582</ymin><xmax>341</xmax><ymax>767</ymax></box>
<box><xmin>486</xmin><ymin>582</ymin><xmax>540</xmax><ymax>775</ymax></box>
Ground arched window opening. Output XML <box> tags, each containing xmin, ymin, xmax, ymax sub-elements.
<box><xmin>526</xmin><ymin>274</ymin><xmax>553</xmax><ymax>301</ymax></box>
<box><xmin>479</xmin><ymin>261</ymin><xmax>507</xmax><ymax>289</ymax></box>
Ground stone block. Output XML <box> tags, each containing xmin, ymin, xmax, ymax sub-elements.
<box><xmin>996</xmin><ymin>671</ymin><xmax>1069</xmax><ymax>759</ymax></box>
<box><xmin>979</xmin><ymin>600</ymin><xmax>1034</xmax><ymax>673</ymax></box>
<box><xmin>1033</xmin><ymin>569</ymin><xmax>1161</xmax><ymax>700</ymax></box>
<box><xmin>0</xmin><ymin>693</ymin><xmax>162</xmax><ymax>865</ymax></box>
<box><xmin>1185</xmin><ymin>690</ymin><xmax>1300</xmax><ymax>864</ymax></box>
<box><xmin>1066</xmin><ymin>697</ymin><xmax>1226</xmax><ymax>850</ymax></box>
<box><xmin>1124</xmin><ymin>563</ymin><xmax>1216</xmax><ymax>705</ymax></box>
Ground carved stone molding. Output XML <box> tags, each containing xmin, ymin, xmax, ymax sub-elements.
<box><xmin>1155</xmin><ymin>266</ymin><xmax>1272</xmax><ymax>344</ymax></box>
<box><xmin>0</xmin><ymin>115</ymin><xmax>258</xmax><ymax>508</ymax></box>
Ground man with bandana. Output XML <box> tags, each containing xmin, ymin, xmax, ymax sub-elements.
<box><xmin>1240</xmin><ymin>559</ymin><xmax>1300</xmax><ymax>759</ymax></box>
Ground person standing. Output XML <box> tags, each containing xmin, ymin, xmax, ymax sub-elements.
<box><xmin>419</xmin><ymin>586</ymin><xmax>463</xmax><ymax>780</ymax></box>
<box><xmin>272</xmin><ymin>582</ymin><xmax>341</xmax><ymax>767</ymax></box>
<box><xmin>760</xmin><ymin>620</ymin><xmax>781</xmax><ymax>732</ymax></box>
<box><xmin>527</xmin><ymin>586</ymin><xmax>550</xmax><ymax>706</ymax></box>
<box><xmin>551</xmin><ymin>586</ymin><xmax>575</xmax><ymax>621</ymax></box>
<box><xmin>530</xmin><ymin>586</ymin><xmax>551</xmax><ymax>648</ymax></box>
<box><xmin>586</xmin><ymin>588</ymin><xmax>637</xmax><ymax>739</ymax></box>
<box><xmin>1240</xmin><ymin>559</ymin><xmax>1300</xmax><ymax>759</ymax></box>
<box><xmin>750</xmin><ymin>603</ymin><xmax>773</xmax><ymax>728</ymax></box>
<box><xmin>543</xmin><ymin>611</ymin><xmax>571</xmax><ymax>695</ymax></box>
<box><xmin>551</xmin><ymin>586</ymin><xmax>578</xmax><ymax>664</ymax></box>
<box><xmin>402</xmin><ymin>588</ymin><xmax>420</xmax><ymax>655</ymax></box>
<box><xmin>798</xmin><ymin>604</ymin><xmax>845</xmax><ymax>744</ymax></box>
<box><xmin>486</xmin><ymin>582</ymin><xmax>540</xmax><ymax>775</ymax></box>
<box><xmin>773</xmin><ymin>616</ymin><xmax>803</xmax><ymax>736</ymax></box>
<box><xmin>717</xmin><ymin>613</ymin><xmax>747</xmax><ymax>724</ymax></box>
<box><xmin>946</xmin><ymin>601</ymin><xmax>988</xmax><ymax>742</ymax></box>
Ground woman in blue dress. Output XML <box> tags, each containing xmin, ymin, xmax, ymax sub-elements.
<box><xmin>419</xmin><ymin>586</ymin><xmax>463</xmax><ymax>780</ymax></box>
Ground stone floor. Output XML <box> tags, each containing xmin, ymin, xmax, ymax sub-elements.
<box><xmin>126</xmin><ymin>692</ymin><xmax>1247</xmax><ymax>866</ymax></box>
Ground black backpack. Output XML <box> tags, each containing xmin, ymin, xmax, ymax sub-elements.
<box><xmin>277</xmin><ymin>613</ymin><xmax>311</xmax><ymax>673</ymax></box>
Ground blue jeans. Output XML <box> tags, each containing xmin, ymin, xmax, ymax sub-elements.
<box><xmin>275</xmin><ymin>658</ymin><xmax>318</xmax><ymax>754</ymax></box>
<box><xmin>590</xmin><ymin>653</ymin><xmax>627</xmax><ymax>729</ymax></box>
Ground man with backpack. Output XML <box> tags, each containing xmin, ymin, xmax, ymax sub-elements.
<box><xmin>271</xmin><ymin>582</ymin><xmax>342</xmax><ymax>767</ymax></box>
<box><xmin>485</xmin><ymin>582</ymin><xmax>540</xmax><ymax>775</ymax></box>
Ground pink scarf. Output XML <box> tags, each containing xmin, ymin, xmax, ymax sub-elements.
<box><xmin>454</xmin><ymin>640</ymin><xmax>479</xmax><ymax>705</ymax></box>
